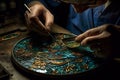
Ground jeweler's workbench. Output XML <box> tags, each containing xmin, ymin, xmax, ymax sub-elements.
<box><xmin>0</xmin><ymin>25</ymin><xmax>29</xmax><ymax>80</ymax></box>
<box><xmin>0</xmin><ymin>24</ymin><xmax>120</xmax><ymax>80</ymax></box>
<box><xmin>0</xmin><ymin>22</ymin><xmax>31</xmax><ymax>80</ymax></box>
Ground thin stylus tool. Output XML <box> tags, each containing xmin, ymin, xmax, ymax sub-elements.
<box><xmin>24</xmin><ymin>4</ymin><xmax>32</xmax><ymax>13</ymax></box>
<box><xmin>24</xmin><ymin>4</ymin><xmax>57</xmax><ymax>41</ymax></box>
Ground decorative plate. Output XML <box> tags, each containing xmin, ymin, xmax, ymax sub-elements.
<box><xmin>11</xmin><ymin>33</ymin><xmax>103</xmax><ymax>78</ymax></box>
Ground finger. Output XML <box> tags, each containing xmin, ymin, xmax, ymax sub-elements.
<box><xmin>75</xmin><ymin>27</ymin><xmax>101</xmax><ymax>42</ymax></box>
<box><xmin>80</xmin><ymin>31</ymin><xmax>111</xmax><ymax>46</ymax></box>
<box><xmin>24</xmin><ymin>11</ymin><xmax>31</xmax><ymax>25</ymax></box>
<box><xmin>30</xmin><ymin>5</ymin><xmax>43</xmax><ymax>17</ymax></box>
<box><xmin>44</xmin><ymin>10</ymin><xmax>54</xmax><ymax>31</ymax></box>
<box><xmin>24</xmin><ymin>11</ymin><xmax>33</xmax><ymax>31</ymax></box>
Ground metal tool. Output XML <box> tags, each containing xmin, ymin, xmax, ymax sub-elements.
<box><xmin>24</xmin><ymin>4</ymin><xmax>56</xmax><ymax>40</ymax></box>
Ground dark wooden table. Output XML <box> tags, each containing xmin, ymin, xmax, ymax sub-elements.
<box><xmin>0</xmin><ymin>23</ymin><xmax>29</xmax><ymax>80</ymax></box>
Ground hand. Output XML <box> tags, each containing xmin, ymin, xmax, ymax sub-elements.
<box><xmin>24</xmin><ymin>2</ymin><xmax>54</xmax><ymax>36</ymax></box>
<box><xmin>75</xmin><ymin>24</ymin><xmax>120</xmax><ymax>58</ymax></box>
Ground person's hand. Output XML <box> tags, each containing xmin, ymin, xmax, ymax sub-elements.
<box><xmin>24</xmin><ymin>2</ymin><xmax>54</xmax><ymax>36</ymax></box>
<box><xmin>75</xmin><ymin>24</ymin><xmax>120</xmax><ymax>58</ymax></box>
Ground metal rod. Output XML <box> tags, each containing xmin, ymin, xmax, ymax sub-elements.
<box><xmin>24</xmin><ymin>4</ymin><xmax>32</xmax><ymax>13</ymax></box>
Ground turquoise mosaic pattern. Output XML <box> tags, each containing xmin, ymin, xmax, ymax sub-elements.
<box><xmin>12</xmin><ymin>34</ymin><xmax>99</xmax><ymax>75</ymax></box>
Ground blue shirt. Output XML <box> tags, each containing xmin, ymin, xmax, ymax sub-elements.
<box><xmin>25</xmin><ymin>0</ymin><xmax>120</xmax><ymax>35</ymax></box>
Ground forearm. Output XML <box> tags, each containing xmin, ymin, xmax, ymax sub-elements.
<box><xmin>24</xmin><ymin>0</ymin><xmax>48</xmax><ymax>8</ymax></box>
<box><xmin>27</xmin><ymin>1</ymin><xmax>43</xmax><ymax>7</ymax></box>
<box><xmin>24</xmin><ymin>0</ymin><xmax>61</xmax><ymax>9</ymax></box>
